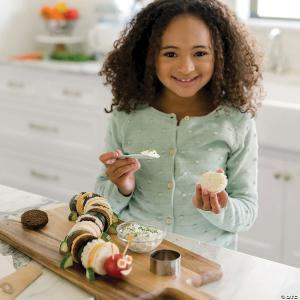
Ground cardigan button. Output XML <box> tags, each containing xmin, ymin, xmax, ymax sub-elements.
<box><xmin>166</xmin><ymin>218</ymin><xmax>172</xmax><ymax>224</ymax></box>
<box><xmin>168</xmin><ymin>183</ymin><xmax>173</xmax><ymax>189</ymax></box>
<box><xmin>179</xmin><ymin>215</ymin><xmax>184</xmax><ymax>220</ymax></box>
<box><xmin>158</xmin><ymin>214</ymin><xmax>162</xmax><ymax>219</ymax></box>
<box><xmin>161</xmin><ymin>150</ymin><xmax>166</xmax><ymax>154</ymax></box>
<box><xmin>182</xmin><ymin>193</ymin><xmax>186</xmax><ymax>197</ymax></box>
<box><xmin>184</xmin><ymin>116</ymin><xmax>189</xmax><ymax>121</ymax></box>
<box><xmin>158</xmin><ymin>193</ymin><xmax>163</xmax><ymax>197</ymax></box>
<box><xmin>195</xmin><ymin>160</ymin><xmax>199</xmax><ymax>164</ymax></box>
<box><xmin>169</xmin><ymin>149</ymin><xmax>174</xmax><ymax>155</ymax></box>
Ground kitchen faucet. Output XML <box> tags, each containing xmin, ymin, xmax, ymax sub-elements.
<box><xmin>267</xmin><ymin>28</ymin><xmax>290</xmax><ymax>74</ymax></box>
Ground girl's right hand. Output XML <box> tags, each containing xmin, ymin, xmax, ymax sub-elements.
<box><xmin>99</xmin><ymin>149</ymin><xmax>140</xmax><ymax>196</ymax></box>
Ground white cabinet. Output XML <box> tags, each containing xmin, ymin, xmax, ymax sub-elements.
<box><xmin>0</xmin><ymin>63</ymin><xmax>111</xmax><ymax>203</ymax></box>
<box><xmin>238</xmin><ymin>154</ymin><xmax>284</xmax><ymax>263</ymax></box>
<box><xmin>238</xmin><ymin>149</ymin><xmax>300</xmax><ymax>268</ymax></box>
<box><xmin>283</xmin><ymin>161</ymin><xmax>300</xmax><ymax>268</ymax></box>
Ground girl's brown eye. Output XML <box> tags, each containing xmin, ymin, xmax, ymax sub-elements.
<box><xmin>195</xmin><ymin>52</ymin><xmax>206</xmax><ymax>57</ymax></box>
<box><xmin>164</xmin><ymin>52</ymin><xmax>176</xmax><ymax>57</ymax></box>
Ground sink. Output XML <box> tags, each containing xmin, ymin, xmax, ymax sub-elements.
<box><xmin>263</xmin><ymin>80</ymin><xmax>300</xmax><ymax>105</ymax></box>
<box><xmin>255</xmin><ymin>79</ymin><xmax>300</xmax><ymax>152</ymax></box>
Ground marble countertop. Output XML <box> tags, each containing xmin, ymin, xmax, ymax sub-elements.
<box><xmin>0</xmin><ymin>184</ymin><xmax>299</xmax><ymax>300</ymax></box>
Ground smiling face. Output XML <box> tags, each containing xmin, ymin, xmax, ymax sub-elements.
<box><xmin>155</xmin><ymin>15</ymin><xmax>214</xmax><ymax>101</ymax></box>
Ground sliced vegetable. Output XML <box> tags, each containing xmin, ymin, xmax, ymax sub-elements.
<box><xmin>86</xmin><ymin>267</ymin><xmax>95</xmax><ymax>280</ymax></box>
<box><xmin>107</xmin><ymin>224</ymin><xmax>117</xmax><ymax>235</ymax></box>
<box><xmin>77</xmin><ymin>240</ymin><xmax>92</xmax><ymax>266</ymax></box>
<box><xmin>59</xmin><ymin>241</ymin><xmax>69</xmax><ymax>253</ymax></box>
<box><xmin>68</xmin><ymin>211</ymin><xmax>78</xmax><ymax>221</ymax></box>
<box><xmin>101</xmin><ymin>232</ymin><xmax>111</xmax><ymax>242</ymax></box>
<box><xmin>113</xmin><ymin>212</ymin><xmax>119</xmax><ymax>223</ymax></box>
<box><xmin>11</xmin><ymin>52</ymin><xmax>43</xmax><ymax>60</ymax></box>
<box><xmin>60</xmin><ymin>253</ymin><xmax>73</xmax><ymax>269</ymax></box>
<box><xmin>69</xmin><ymin>195</ymin><xmax>77</xmax><ymax>211</ymax></box>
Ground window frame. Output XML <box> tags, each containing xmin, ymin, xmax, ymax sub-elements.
<box><xmin>250</xmin><ymin>0</ymin><xmax>300</xmax><ymax>22</ymax></box>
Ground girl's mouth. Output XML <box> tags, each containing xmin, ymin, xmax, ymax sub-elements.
<box><xmin>172</xmin><ymin>76</ymin><xmax>199</xmax><ymax>87</ymax></box>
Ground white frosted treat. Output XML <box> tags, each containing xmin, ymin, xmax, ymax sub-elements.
<box><xmin>141</xmin><ymin>149</ymin><xmax>160</xmax><ymax>158</ymax></box>
<box><xmin>199</xmin><ymin>171</ymin><xmax>228</xmax><ymax>194</ymax></box>
<box><xmin>68</xmin><ymin>221</ymin><xmax>98</xmax><ymax>238</ymax></box>
<box><xmin>81</xmin><ymin>239</ymin><xmax>105</xmax><ymax>269</ymax></box>
<box><xmin>93</xmin><ymin>242</ymin><xmax>119</xmax><ymax>275</ymax></box>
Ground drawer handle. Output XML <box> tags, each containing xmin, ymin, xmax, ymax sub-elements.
<box><xmin>284</xmin><ymin>173</ymin><xmax>292</xmax><ymax>181</ymax></box>
<box><xmin>30</xmin><ymin>169</ymin><xmax>59</xmax><ymax>181</ymax></box>
<box><xmin>7</xmin><ymin>80</ymin><xmax>25</xmax><ymax>89</ymax></box>
<box><xmin>62</xmin><ymin>89</ymin><xmax>82</xmax><ymax>97</ymax></box>
<box><xmin>274</xmin><ymin>172</ymin><xmax>282</xmax><ymax>179</ymax></box>
<box><xmin>29</xmin><ymin>122</ymin><xmax>59</xmax><ymax>133</ymax></box>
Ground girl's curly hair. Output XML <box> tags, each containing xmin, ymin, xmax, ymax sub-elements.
<box><xmin>100</xmin><ymin>0</ymin><xmax>265</xmax><ymax>118</ymax></box>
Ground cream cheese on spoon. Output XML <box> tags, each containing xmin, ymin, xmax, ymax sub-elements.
<box><xmin>141</xmin><ymin>149</ymin><xmax>160</xmax><ymax>158</ymax></box>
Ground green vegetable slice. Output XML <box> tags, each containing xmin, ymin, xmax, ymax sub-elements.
<box><xmin>101</xmin><ymin>232</ymin><xmax>111</xmax><ymax>242</ymax></box>
<box><xmin>60</xmin><ymin>253</ymin><xmax>73</xmax><ymax>269</ymax></box>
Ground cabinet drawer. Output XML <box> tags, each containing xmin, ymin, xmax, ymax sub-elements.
<box><xmin>0</xmin><ymin>65</ymin><xmax>43</xmax><ymax>96</ymax></box>
<box><xmin>0</xmin><ymin>104</ymin><xmax>97</xmax><ymax>150</ymax></box>
<box><xmin>0</xmin><ymin>149</ymin><xmax>98</xmax><ymax>198</ymax></box>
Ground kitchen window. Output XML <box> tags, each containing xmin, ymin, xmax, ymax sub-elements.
<box><xmin>250</xmin><ymin>0</ymin><xmax>300</xmax><ymax>21</ymax></box>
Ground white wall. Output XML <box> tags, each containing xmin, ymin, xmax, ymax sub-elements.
<box><xmin>0</xmin><ymin>0</ymin><xmax>98</xmax><ymax>56</ymax></box>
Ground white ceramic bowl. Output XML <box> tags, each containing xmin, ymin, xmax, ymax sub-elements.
<box><xmin>117</xmin><ymin>220</ymin><xmax>167</xmax><ymax>253</ymax></box>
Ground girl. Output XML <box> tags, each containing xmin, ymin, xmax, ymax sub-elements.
<box><xmin>95</xmin><ymin>0</ymin><xmax>265</xmax><ymax>250</ymax></box>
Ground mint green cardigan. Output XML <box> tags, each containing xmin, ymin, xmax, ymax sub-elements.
<box><xmin>94</xmin><ymin>104</ymin><xmax>258</xmax><ymax>250</ymax></box>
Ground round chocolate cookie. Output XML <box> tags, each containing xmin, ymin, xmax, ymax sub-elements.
<box><xmin>21</xmin><ymin>209</ymin><xmax>48</xmax><ymax>230</ymax></box>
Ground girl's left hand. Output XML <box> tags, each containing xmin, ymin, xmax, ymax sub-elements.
<box><xmin>192</xmin><ymin>169</ymin><xmax>229</xmax><ymax>214</ymax></box>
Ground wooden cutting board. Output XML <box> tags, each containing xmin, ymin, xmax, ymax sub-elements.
<box><xmin>0</xmin><ymin>205</ymin><xmax>223</xmax><ymax>300</ymax></box>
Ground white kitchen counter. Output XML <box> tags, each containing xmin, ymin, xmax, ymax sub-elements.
<box><xmin>0</xmin><ymin>184</ymin><xmax>299</xmax><ymax>300</ymax></box>
<box><xmin>0</xmin><ymin>57</ymin><xmax>103</xmax><ymax>76</ymax></box>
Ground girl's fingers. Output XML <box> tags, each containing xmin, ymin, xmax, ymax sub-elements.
<box><xmin>99</xmin><ymin>151</ymin><xmax>118</xmax><ymax>165</ymax></box>
<box><xmin>110</xmin><ymin>161</ymin><xmax>139</xmax><ymax>180</ymax></box>
<box><xmin>210</xmin><ymin>193</ymin><xmax>221</xmax><ymax>214</ymax></box>
<box><xmin>108</xmin><ymin>158</ymin><xmax>137</xmax><ymax>174</ymax></box>
<box><xmin>192</xmin><ymin>184</ymin><xmax>203</xmax><ymax>209</ymax></box>
<box><xmin>216</xmin><ymin>169</ymin><xmax>224</xmax><ymax>173</ymax></box>
<box><xmin>202</xmin><ymin>189</ymin><xmax>212</xmax><ymax>211</ymax></box>
<box><xmin>217</xmin><ymin>190</ymin><xmax>228</xmax><ymax>208</ymax></box>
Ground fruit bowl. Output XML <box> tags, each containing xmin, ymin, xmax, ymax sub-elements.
<box><xmin>117</xmin><ymin>220</ymin><xmax>167</xmax><ymax>254</ymax></box>
<box><xmin>45</xmin><ymin>19</ymin><xmax>76</xmax><ymax>35</ymax></box>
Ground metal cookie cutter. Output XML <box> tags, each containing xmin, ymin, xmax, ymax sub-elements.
<box><xmin>150</xmin><ymin>249</ymin><xmax>181</xmax><ymax>276</ymax></box>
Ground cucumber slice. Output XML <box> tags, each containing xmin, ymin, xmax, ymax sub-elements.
<box><xmin>113</xmin><ymin>212</ymin><xmax>119</xmax><ymax>223</ymax></box>
<box><xmin>77</xmin><ymin>240</ymin><xmax>91</xmax><ymax>266</ymax></box>
<box><xmin>86</xmin><ymin>267</ymin><xmax>95</xmax><ymax>280</ymax></box>
<box><xmin>107</xmin><ymin>224</ymin><xmax>117</xmax><ymax>235</ymax></box>
<box><xmin>68</xmin><ymin>211</ymin><xmax>78</xmax><ymax>221</ymax></box>
<box><xmin>86</xmin><ymin>211</ymin><xmax>106</xmax><ymax>229</ymax></box>
<box><xmin>65</xmin><ymin>229</ymin><xmax>82</xmax><ymax>244</ymax></box>
<box><xmin>60</xmin><ymin>253</ymin><xmax>73</xmax><ymax>269</ymax></box>
<box><xmin>59</xmin><ymin>241</ymin><xmax>69</xmax><ymax>253</ymax></box>
<box><xmin>69</xmin><ymin>195</ymin><xmax>77</xmax><ymax>211</ymax></box>
<box><xmin>101</xmin><ymin>232</ymin><xmax>111</xmax><ymax>242</ymax></box>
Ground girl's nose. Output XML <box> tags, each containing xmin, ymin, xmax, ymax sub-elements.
<box><xmin>177</xmin><ymin>57</ymin><xmax>195</xmax><ymax>74</ymax></box>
